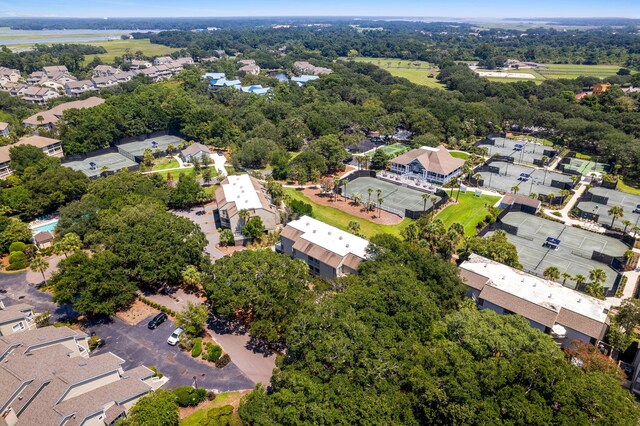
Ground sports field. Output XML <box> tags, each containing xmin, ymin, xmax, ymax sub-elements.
<box><xmin>345</xmin><ymin>177</ymin><xmax>439</xmax><ymax>216</ymax></box>
<box><xmin>561</xmin><ymin>158</ymin><xmax>610</xmax><ymax>175</ymax></box>
<box><xmin>477</xmin><ymin>64</ymin><xmax>623</xmax><ymax>83</ymax></box>
<box><xmin>81</xmin><ymin>39</ymin><xmax>178</xmax><ymax>65</ymax></box>
<box><xmin>342</xmin><ymin>57</ymin><xmax>444</xmax><ymax>89</ymax></box>
<box><xmin>366</xmin><ymin>143</ymin><xmax>410</xmax><ymax>158</ymax></box>
<box><xmin>490</xmin><ymin>211</ymin><xmax>626</xmax><ymax>290</ymax></box>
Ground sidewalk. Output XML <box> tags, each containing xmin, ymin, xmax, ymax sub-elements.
<box><xmin>540</xmin><ymin>182</ymin><xmax>606</xmax><ymax>232</ymax></box>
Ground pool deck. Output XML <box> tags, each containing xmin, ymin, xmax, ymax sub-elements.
<box><xmin>29</xmin><ymin>217</ymin><xmax>59</xmax><ymax>234</ymax></box>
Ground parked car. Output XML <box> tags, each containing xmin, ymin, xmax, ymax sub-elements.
<box><xmin>147</xmin><ymin>313</ymin><xmax>167</xmax><ymax>329</ymax></box>
<box><xmin>167</xmin><ymin>327</ymin><xmax>184</xmax><ymax>345</ymax></box>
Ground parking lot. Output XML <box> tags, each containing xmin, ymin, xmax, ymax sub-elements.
<box><xmin>86</xmin><ymin>315</ymin><xmax>255</xmax><ymax>391</ymax></box>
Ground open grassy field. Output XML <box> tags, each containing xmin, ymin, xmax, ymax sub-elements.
<box><xmin>342</xmin><ymin>57</ymin><xmax>445</xmax><ymax>89</ymax></box>
<box><xmin>284</xmin><ymin>187</ymin><xmax>412</xmax><ymax>238</ymax></box>
<box><xmin>81</xmin><ymin>39</ymin><xmax>177</xmax><ymax>65</ymax></box>
<box><xmin>449</xmin><ymin>151</ymin><xmax>471</xmax><ymax>160</ymax></box>
<box><xmin>435</xmin><ymin>191</ymin><xmax>501</xmax><ymax>236</ymax></box>
<box><xmin>479</xmin><ymin>63</ymin><xmax>623</xmax><ymax>83</ymax></box>
<box><xmin>616</xmin><ymin>179</ymin><xmax>640</xmax><ymax>196</ymax></box>
<box><xmin>151</xmin><ymin>158</ymin><xmax>180</xmax><ymax>171</ymax></box>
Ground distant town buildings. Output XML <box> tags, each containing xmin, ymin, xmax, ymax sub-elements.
<box><xmin>293</xmin><ymin>61</ymin><xmax>333</xmax><ymax>75</ymax></box>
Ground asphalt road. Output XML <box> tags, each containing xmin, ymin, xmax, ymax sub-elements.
<box><xmin>86</xmin><ymin>315</ymin><xmax>255</xmax><ymax>392</ymax></box>
<box><xmin>0</xmin><ymin>271</ymin><xmax>71</xmax><ymax>321</ymax></box>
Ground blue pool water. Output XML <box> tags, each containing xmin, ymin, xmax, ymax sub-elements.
<box><xmin>32</xmin><ymin>219</ymin><xmax>59</xmax><ymax>234</ymax></box>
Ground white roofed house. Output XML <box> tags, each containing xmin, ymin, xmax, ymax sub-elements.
<box><xmin>239</xmin><ymin>64</ymin><xmax>261</xmax><ymax>75</ymax></box>
<box><xmin>26</xmin><ymin>71</ymin><xmax>46</xmax><ymax>85</ymax></box>
<box><xmin>92</xmin><ymin>64</ymin><xmax>120</xmax><ymax>77</ymax></box>
<box><xmin>214</xmin><ymin>174</ymin><xmax>279</xmax><ymax>244</ymax></box>
<box><xmin>153</xmin><ymin>56</ymin><xmax>173</xmax><ymax>66</ymax></box>
<box><xmin>389</xmin><ymin>145</ymin><xmax>465</xmax><ymax>185</ymax></box>
<box><xmin>64</xmin><ymin>79</ymin><xmax>97</xmax><ymax>97</ymax></box>
<box><xmin>280</xmin><ymin>216</ymin><xmax>369</xmax><ymax>280</ymax></box>
<box><xmin>20</xmin><ymin>86</ymin><xmax>60</xmax><ymax>104</ymax></box>
<box><xmin>0</xmin><ymin>67</ymin><xmax>21</xmax><ymax>85</ymax></box>
<box><xmin>459</xmin><ymin>254</ymin><xmax>611</xmax><ymax>347</ymax></box>
<box><xmin>130</xmin><ymin>60</ymin><xmax>152</xmax><ymax>70</ymax></box>
<box><xmin>91</xmin><ymin>75</ymin><xmax>118</xmax><ymax>88</ymax></box>
<box><xmin>42</xmin><ymin>65</ymin><xmax>68</xmax><ymax>75</ymax></box>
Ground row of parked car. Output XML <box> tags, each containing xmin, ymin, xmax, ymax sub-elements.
<box><xmin>147</xmin><ymin>312</ymin><xmax>184</xmax><ymax>345</ymax></box>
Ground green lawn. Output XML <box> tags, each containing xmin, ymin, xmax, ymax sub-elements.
<box><xmin>180</xmin><ymin>392</ymin><xmax>244</xmax><ymax>426</ymax></box>
<box><xmin>449</xmin><ymin>151</ymin><xmax>471</xmax><ymax>160</ymax></box>
<box><xmin>151</xmin><ymin>158</ymin><xmax>180</xmax><ymax>171</ymax></box>
<box><xmin>284</xmin><ymin>187</ymin><xmax>412</xmax><ymax>238</ymax></box>
<box><xmin>537</xmin><ymin>64</ymin><xmax>622</xmax><ymax>80</ymax></box>
<box><xmin>435</xmin><ymin>191</ymin><xmax>501</xmax><ymax>236</ymax></box>
<box><xmin>617</xmin><ymin>179</ymin><xmax>640</xmax><ymax>196</ymax></box>
<box><xmin>342</xmin><ymin>57</ymin><xmax>444</xmax><ymax>89</ymax></box>
<box><xmin>81</xmin><ymin>39</ymin><xmax>178</xmax><ymax>65</ymax></box>
<box><xmin>366</xmin><ymin>143</ymin><xmax>410</xmax><ymax>158</ymax></box>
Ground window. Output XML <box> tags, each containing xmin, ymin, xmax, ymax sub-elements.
<box><xmin>12</xmin><ymin>322</ymin><xmax>24</xmax><ymax>332</ymax></box>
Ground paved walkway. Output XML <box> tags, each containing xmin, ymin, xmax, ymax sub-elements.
<box><xmin>171</xmin><ymin>203</ymin><xmax>225</xmax><ymax>261</ymax></box>
<box><xmin>26</xmin><ymin>254</ymin><xmax>64</xmax><ymax>285</ymax></box>
<box><xmin>540</xmin><ymin>182</ymin><xmax>607</xmax><ymax>232</ymax></box>
<box><xmin>211</xmin><ymin>153</ymin><xmax>228</xmax><ymax>176</ymax></box>
<box><xmin>0</xmin><ymin>272</ymin><xmax>71</xmax><ymax>321</ymax></box>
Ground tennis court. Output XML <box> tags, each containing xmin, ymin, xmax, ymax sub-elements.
<box><xmin>576</xmin><ymin>186</ymin><xmax>640</xmax><ymax>229</ymax></box>
<box><xmin>476</xmin><ymin>161</ymin><xmax>574</xmax><ymax>199</ymax></box>
<box><xmin>345</xmin><ymin>176</ymin><xmax>440</xmax><ymax>216</ymax></box>
<box><xmin>63</xmin><ymin>152</ymin><xmax>138</xmax><ymax>178</ymax></box>
<box><xmin>118</xmin><ymin>135</ymin><xmax>183</xmax><ymax>160</ymax></box>
<box><xmin>476</xmin><ymin>137</ymin><xmax>556</xmax><ymax>165</ymax></box>
<box><xmin>366</xmin><ymin>143</ymin><xmax>410</xmax><ymax>158</ymax></box>
<box><xmin>562</xmin><ymin>158</ymin><xmax>610</xmax><ymax>175</ymax></box>
<box><xmin>489</xmin><ymin>211</ymin><xmax>627</xmax><ymax>291</ymax></box>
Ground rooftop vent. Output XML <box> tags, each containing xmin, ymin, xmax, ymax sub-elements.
<box><xmin>312</xmin><ymin>230</ymin><xmax>316</xmax><ymax>233</ymax></box>
<box><xmin>548</xmin><ymin>293</ymin><xmax>553</xmax><ymax>299</ymax></box>
<box><xmin>328</xmin><ymin>231</ymin><xmax>332</xmax><ymax>235</ymax></box>
<box><xmin>577</xmin><ymin>298</ymin><xmax>582</xmax><ymax>303</ymax></box>
<box><xmin>339</xmin><ymin>236</ymin><xmax>343</xmax><ymax>240</ymax></box>
<box><xmin>346</xmin><ymin>244</ymin><xmax>350</xmax><ymax>248</ymax></box>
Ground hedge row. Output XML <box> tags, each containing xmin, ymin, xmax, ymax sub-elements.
<box><xmin>137</xmin><ymin>295</ymin><xmax>177</xmax><ymax>317</ymax></box>
<box><xmin>192</xmin><ymin>337</ymin><xmax>203</xmax><ymax>358</ymax></box>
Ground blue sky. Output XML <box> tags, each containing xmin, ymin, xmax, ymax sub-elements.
<box><xmin>2</xmin><ymin>0</ymin><xmax>640</xmax><ymax>18</ymax></box>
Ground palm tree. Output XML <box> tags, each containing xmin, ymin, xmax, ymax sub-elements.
<box><xmin>541</xmin><ymin>155</ymin><xmax>549</xmax><ymax>166</ymax></box>
<box><xmin>421</xmin><ymin>193</ymin><xmax>431</xmax><ymax>212</ymax></box>
<box><xmin>352</xmin><ymin>193</ymin><xmax>362</xmax><ymax>206</ymax></box>
<box><xmin>367</xmin><ymin>188</ymin><xmax>373</xmax><ymax>204</ymax></box>
<box><xmin>333</xmin><ymin>176</ymin><xmax>340</xmax><ymax>202</ymax></box>
<box><xmin>239</xmin><ymin>208</ymin><xmax>250</xmax><ymax>224</ymax></box>
<box><xmin>561</xmin><ymin>272</ymin><xmax>571</xmax><ymax>285</ymax></box>
<box><xmin>511</xmin><ymin>186</ymin><xmax>520</xmax><ymax>194</ymax></box>
<box><xmin>529</xmin><ymin>192</ymin><xmax>537</xmax><ymax>200</ymax></box>
<box><xmin>589</xmin><ymin>268</ymin><xmax>607</xmax><ymax>286</ymax></box>
<box><xmin>472</xmin><ymin>173</ymin><xmax>482</xmax><ymax>187</ymax></box>
<box><xmin>430</xmin><ymin>196</ymin><xmax>438</xmax><ymax>218</ymax></box>
<box><xmin>376</xmin><ymin>188</ymin><xmax>382</xmax><ymax>200</ymax></box>
<box><xmin>342</xmin><ymin>180</ymin><xmax>348</xmax><ymax>201</ymax></box>
<box><xmin>570</xmin><ymin>174</ymin><xmax>579</xmax><ymax>185</ymax></box>
<box><xmin>347</xmin><ymin>221</ymin><xmax>361</xmax><ymax>234</ymax></box>
<box><xmin>377</xmin><ymin>197</ymin><xmax>383</xmax><ymax>216</ymax></box>
<box><xmin>623</xmin><ymin>220</ymin><xmax>633</xmax><ymax>234</ymax></box>
<box><xmin>547</xmin><ymin>193</ymin><xmax>555</xmax><ymax>204</ymax></box>
<box><xmin>574</xmin><ymin>274</ymin><xmax>586</xmax><ymax>290</ymax></box>
<box><xmin>543</xmin><ymin>266</ymin><xmax>560</xmax><ymax>281</ymax></box>
<box><xmin>560</xmin><ymin>189</ymin><xmax>571</xmax><ymax>201</ymax></box>
<box><xmin>633</xmin><ymin>226</ymin><xmax>640</xmax><ymax>239</ymax></box>
<box><xmin>181</xmin><ymin>265</ymin><xmax>202</xmax><ymax>290</ymax></box>
<box><xmin>30</xmin><ymin>256</ymin><xmax>49</xmax><ymax>285</ymax></box>
<box><xmin>608</xmin><ymin>206</ymin><xmax>624</xmax><ymax>229</ymax></box>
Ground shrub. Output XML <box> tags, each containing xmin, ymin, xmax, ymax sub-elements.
<box><xmin>9</xmin><ymin>242</ymin><xmax>26</xmax><ymax>253</ymax></box>
<box><xmin>173</xmin><ymin>386</ymin><xmax>206</xmax><ymax>407</ymax></box>
<box><xmin>206</xmin><ymin>390</ymin><xmax>217</xmax><ymax>401</ymax></box>
<box><xmin>204</xmin><ymin>343</ymin><xmax>222</xmax><ymax>362</ymax></box>
<box><xmin>148</xmin><ymin>366</ymin><xmax>163</xmax><ymax>378</ymax></box>
<box><xmin>7</xmin><ymin>251</ymin><xmax>29</xmax><ymax>270</ymax></box>
<box><xmin>179</xmin><ymin>335</ymin><xmax>194</xmax><ymax>351</ymax></box>
<box><xmin>23</xmin><ymin>244</ymin><xmax>37</xmax><ymax>260</ymax></box>
<box><xmin>208</xmin><ymin>405</ymin><xmax>234</xmax><ymax>419</ymax></box>
<box><xmin>88</xmin><ymin>335</ymin><xmax>101</xmax><ymax>350</ymax></box>
<box><xmin>215</xmin><ymin>353</ymin><xmax>231</xmax><ymax>368</ymax></box>
<box><xmin>192</xmin><ymin>337</ymin><xmax>203</xmax><ymax>358</ymax></box>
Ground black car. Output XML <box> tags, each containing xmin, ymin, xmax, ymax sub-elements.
<box><xmin>147</xmin><ymin>313</ymin><xmax>167</xmax><ymax>329</ymax></box>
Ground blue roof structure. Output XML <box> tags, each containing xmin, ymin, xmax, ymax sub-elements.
<box><xmin>545</xmin><ymin>237</ymin><xmax>561</xmax><ymax>245</ymax></box>
<box><xmin>239</xmin><ymin>84</ymin><xmax>272</xmax><ymax>95</ymax></box>
<box><xmin>291</xmin><ymin>75</ymin><xmax>320</xmax><ymax>86</ymax></box>
<box><xmin>203</xmin><ymin>72</ymin><xmax>226</xmax><ymax>80</ymax></box>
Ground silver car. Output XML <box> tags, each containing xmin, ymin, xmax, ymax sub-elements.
<box><xmin>167</xmin><ymin>327</ymin><xmax>184</xmax><ymax>346</ymax></box>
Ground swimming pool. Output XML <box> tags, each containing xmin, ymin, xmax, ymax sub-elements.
<box><xmin>31</xmin><ymin>219</ymin><xmax>59</xmax><ymax>234</ymax></box>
